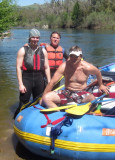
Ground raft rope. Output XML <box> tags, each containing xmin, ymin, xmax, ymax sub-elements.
<box><xmin>50</xmin><ymin>116</ymin><xmax>73</xmax><ymax>154</ymax></box>
<box><xmin>33</xmin><ymin>105</ymin><xmax>73</xmax><ymax>154</ymax></box>
<box><xmin>33</xmin><ymin>105</ymin><xmax>66</xmax><ymax>128</ymax></box>
<box><xmin>99</xmin><ymin>62</ymin><xmax>115</xmax><ymax>70</ymax></box>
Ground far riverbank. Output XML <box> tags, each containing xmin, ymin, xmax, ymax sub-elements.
<box><xmin>0</xmin><ymin>31</ymin><xmax>11</xmax><ymax>39</ymax></box>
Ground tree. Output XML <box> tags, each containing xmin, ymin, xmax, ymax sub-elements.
<box><xmin>0</xmin><ymin>0</ymin><xmax>17</xmax><ymax>33</ymax></box>
<box><xmin>90</xmin><ymin>0</ymin><xmax>113</xmax><ymax>12</ymax></box>
<box><xmin>71</xmin><ymin>2</ymin><xmax>82</xmax><ymax>27</ymax></box>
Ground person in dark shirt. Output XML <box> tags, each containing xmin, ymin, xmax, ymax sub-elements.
<box><xmin>13</xmin><ymin>28</ymin><xmax>51</xmax><ymax>119</ymax></box>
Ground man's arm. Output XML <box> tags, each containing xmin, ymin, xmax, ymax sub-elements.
<box><xmin>16</xmin><ymin>47</ymin><xmax>27</xmax><ymax>93</ymax></box>
<box><xmin>89</xmin><ymin>66</ymin><xmax>103</xmax><ymax>86</ymax></box>
<box><xmin>42</xmin><ymin>62</ymin><xmax>66</xmax><ymax>96</ymax></box>
<box><xmin>87</xmin><ymin>64</ymin><xmax>109</xmax><ymax>94</ymax></box>
<box><xmin>43</xmin><ymin>48</ymin><xmax>51</xmax><ymax>83</ymax></box>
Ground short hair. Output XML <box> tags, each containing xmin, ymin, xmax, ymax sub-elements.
<box><xmin>69</xmin><ymin>46</ymin><xmax>82</xmax><ymax>52</ymax></box>
<box><xmin>50</xmin><ymin>31</ymin><xmax>61</xmax><ymax>39</ymax></box>
<box><xmin>69</xmin><ymin>46</ymin><xmax>82</xmax><ymax>57</ymax></box>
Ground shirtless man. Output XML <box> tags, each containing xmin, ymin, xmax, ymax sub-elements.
<box><xmin>41</xmin><ymin>46</ymin><xmax>109</xmax><ymax>108</ymax></box>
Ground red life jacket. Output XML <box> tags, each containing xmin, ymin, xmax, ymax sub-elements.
<box><xmin>22</xmin><ymin>46</ymin><xmax>44</xmax><ymax>71</ymax></box>
<box><xmin>45</xmin><ymin>45</ymin><xmax>63</xmax><ymax>69</ymax></box>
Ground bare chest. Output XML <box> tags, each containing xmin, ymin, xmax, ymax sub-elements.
<box><xmin>65</xmin><ymin>66</ymin><xmax>87</xmax><ymax>83</ymax></box>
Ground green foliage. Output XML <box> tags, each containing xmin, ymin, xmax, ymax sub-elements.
<box><xmin>82</xmin><ymin>11</ymin><xmax>115</xmax><ymax>29</ymax></box>
<box><xmin>60</xmin><ymin>12</ymin><xmax>69</xmax><ymax>28</ymax></box>
<box><xmin>10</xmin><ymin>0</ymin><xmax>115</xmax><ymax>30</ymax></box>
<box><xmin>45</xmin><ymin>14</ymin><xmax>57</xmax><ymax>28</ymax></box>
<box><xmin>91</xmin><ymin>0</ymin><xmax>113</xmax><ymax>12</ymax></box>
<box><xmin>71</xmin><ymin>2</ymin><xmax>82</xmax><ymax>27</ymax></box>
<box><xmin>0</xmin><ymin>0</ymin><xmax>17</xmax><ymax>33</ymax></box>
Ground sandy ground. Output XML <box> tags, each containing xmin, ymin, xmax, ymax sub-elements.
<box><xmin>0</xmin><ymin>127</ymin><xmax>22</xmax><ymax>160</ymax></box>
<box><xmin>0</xmin><ymin>124</ymin><xmax>51</xmax><ymax>160</ymax></box>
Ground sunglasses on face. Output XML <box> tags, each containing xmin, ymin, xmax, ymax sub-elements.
<box><xmin>70</xmin><ymin>54</ymin><xmax>79</xmax><ymax>58</ymax></box>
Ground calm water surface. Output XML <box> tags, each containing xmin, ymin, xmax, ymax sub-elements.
<box><xmin>0</xmin><ymin>28</ymin><xmax>115</xmax><ymax>160</ymax></box>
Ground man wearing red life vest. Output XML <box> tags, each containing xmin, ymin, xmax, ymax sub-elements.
<box><xmin>46</xmin><ymin>31</ymin><xmax>68</xmax><ymax>75</ymax></box>
<box><xmin>41</xmin><ymin>31</ymin><xmax>68</xmax><ymax>89</ymax></box>
<box><xmin>13</xmin><ymin>28</ymin><xmax>51</xmax><ymax>119</ymax></box>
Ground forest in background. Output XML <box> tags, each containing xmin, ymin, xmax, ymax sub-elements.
<box><xmin>16</xmin><ymin>0</ymin><xmax>115</xmax><ymax>30</ymax></box>
<box><xmin>1</xmin><ymin>0</ymin><xmax>115</xmax><ymax>34</ymax></box>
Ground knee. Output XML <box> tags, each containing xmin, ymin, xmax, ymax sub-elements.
<box><xmin>42</xmin><ymin>93</ymin><xmax>51</xmax><ymax>104</ymax></box>
<box><xmin>40</xmin><ymin>94</ymin><xmax>48</xmax><ymax>107</ymax></box>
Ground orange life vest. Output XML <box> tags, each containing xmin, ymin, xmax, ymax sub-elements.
<box><xmin>45</xmin><ymin>45</ymin><xmax>63</xmax><ymax>69</ymax></box>
<box><xmin>22</xmin><ymin>46</ymin><xmax>44</xmax><ymax>71</ymax></box>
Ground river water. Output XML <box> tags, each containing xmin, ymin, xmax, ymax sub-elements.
<box><xmin>0</xmin><ymin>28</ymin><xmax>115</xmax><ymax>160</ymax></box>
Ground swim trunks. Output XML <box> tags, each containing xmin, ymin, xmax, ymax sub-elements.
<box><xmin>55</xmin><ymin>88</ymin><xmax>90</xmax><ymax>105</ymax></box>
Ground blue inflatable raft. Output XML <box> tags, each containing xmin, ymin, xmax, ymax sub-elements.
<box><xmin>14</xmin><ymin>104</ymin><xmax>115</xmax><ymax>160</ymax></box>
<box><xmin>100</xmin><ymin>62</ymin><xmax>115</xmax><ymax>72</ymax></box>
<box><xmin>87</xmin><ymin>62</ymin><xmax>115</xmax><ymax>85</ymax></box>
<box><xmin>100</xmin><ymin>62</ymin><xmax>115</xmax><ymax>81</ymax></box>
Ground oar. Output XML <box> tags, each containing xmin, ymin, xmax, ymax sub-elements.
<box><xmin>58</xmin><ymin>75</ymin><xmax>64</xmax><ymax>83</ymax></box>
<box><xmin>54</xmin><ymin>84</ymin><xmax>65</xmax><ymax>91</ymax></box>
<box><xmin>40</xmin><ymin>94</ymin><xmax>110</xmax><ymax>113</ymax></box>
<box><xmin>66</xmin><ymin>94</ymin><xmax>107</xmax><ymax>116</ymax></box>
<box><xmin>40</xmin><ymin>104</ymin><xmax>75</xmax><ymax>112</ymax></box>
<box><xmin>93</xmin><ymin>98</ymin><xmax>115</xmax><ymax>104</ymax></box>
<box><xmin>54</xmin><ymin>76</ymin><xmax>64</xmax><ymax>91</ymax></box>
<box><xmin>41</xmin><ymin>94</ymin><xmax>109</xmax><ymax>114</ymax></box>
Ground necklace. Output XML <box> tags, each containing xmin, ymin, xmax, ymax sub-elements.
<box><xmin>33</xmin><ymin>47</ymin><xmax>39</xmax><ymax>53</ymax></box>
<box><xmin>28</xmin><ymin>45</ymin><xmax>39</xmax><ymax>55</ymax></box>
<box><xmin>29</xmin><ymin>45</ymin><xmax>39</xmax><ymax>52</ymax></box>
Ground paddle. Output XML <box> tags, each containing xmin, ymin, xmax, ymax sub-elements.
<box><xmin>42</xmin><ymin>96</ymin><xmax>115</xmax><ymax>112</ymax></box>
<box><xmin>66</xmin><ymin>94</ymin><xmax>107</xmax><ymax>115</ymax></box>
<box><xmin>40</xmin><ymin>104</ymin><xmax>75</xmax><ymax>112</ymax></box>
<box><xmin>93</xmin><ymin>98</ymin><xmax>115</xmax><ymax>104</ymax></box>
<box><xmin>41</xmin><ymin>80</ymin><xmax>96</xmax><ymax>112</ymax></box>
<box><xmin>58</xmin><ymin>75</ymin><xmax>64</xmax><ymax>83</ymax></box>
<box><xmin>54</xmin><ymin>84</ymin><xmax>65</xmax><ymax>91</ymax></box>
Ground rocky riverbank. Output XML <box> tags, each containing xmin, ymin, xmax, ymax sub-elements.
<box><xmin>0</xmin><ymin>31</ymin><xmax>11</xmax><ymax>39</ymax></box>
